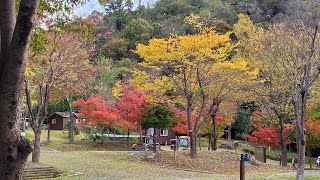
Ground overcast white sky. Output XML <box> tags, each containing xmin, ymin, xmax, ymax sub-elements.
<box><xmin>74</xmin><ymin>0</ymin><xmax>156</xmax><ymax>17</ymax></box>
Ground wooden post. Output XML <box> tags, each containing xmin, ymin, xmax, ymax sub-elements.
<box><xmin>309</xmin><ymin>157</ymin><xmax>312</xmax><ymax>169</ymax></box>
<box><xmin>127</xmin><ymin>129</ymin><xmax>130</xmax><ymax>145</ymax></box>
<box><xmin>199</xmin><ymin>134</ymin><xmax>201</xmax><ymax>150</ymax></box>
<box><xmin>47</xmin><ymin>124</ymin><xmax>50</xmax><ymax>142</ymax></box>
<box><xmin>228</xmin><ymin>125</ymin><xmax>231</xmax><ymax>141</ymax></box>
<box><xmin>240</xmin><ymin>160</ymin><xmax>245</xmax><ymax>180</ymax></box>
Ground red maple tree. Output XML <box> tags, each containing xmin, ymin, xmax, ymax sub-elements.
<box><xmin>170</xmin><ymin>106</ymin><xmax>193</xmax><ymax>135</ymax></box>
<box><xmin>247</xmin><ymin>125</ymin><xmax>292</xmax><ymax>148</ymax></box>
<box><xmin>116</xmin><ymin>84</ymin><xmax>148</xmax><ymax>131</ymax></box>
<box><xmin>72</xmin><ymin>97</ymin><xmax>120</xmax><ymax>128</ymax></box>
<box><xmin>73</xmin><ymin>85</ymin><xmax>149</xmax><ymax>132</ymax></box>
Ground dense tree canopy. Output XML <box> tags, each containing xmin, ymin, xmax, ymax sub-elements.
<box><xmin>2</xmin><ymin>0</ymin><xmax>320</xmax><ymax>179</ymax></box>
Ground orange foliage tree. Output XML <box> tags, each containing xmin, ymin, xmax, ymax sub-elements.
<box><xmin>25</xmin><ymin>30</ymin><xmax>96</xmax><ymax>163</ymax></box>
<box><xmin>73</xmin><ymin>85</ymin><xmax>149</xmax><ymax>136</ymax></box>
<box><xmin>306</xmin><ymin>120</ymin><xmax>320</xmax><ymax>155</ymax></box>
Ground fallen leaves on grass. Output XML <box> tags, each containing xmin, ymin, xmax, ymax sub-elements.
<box><xmin>126</xmin><ymin>150</ymin><xmax>291</xmax><ymax>174</ymax></box>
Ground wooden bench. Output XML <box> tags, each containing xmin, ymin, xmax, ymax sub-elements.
<box><xmin>23</xmin><ymin>166</ymin><xmax>54</xmax><ymax>179</ymax></box>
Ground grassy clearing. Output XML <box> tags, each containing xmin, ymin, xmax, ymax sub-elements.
<box><xmin>33</xmin><ymin>151</ymin><xmax>297</xmax><ymax>180</ymax></box>
<box><xmin>37</xmin><ymin>151</ymin><xmax>230</xmax><ymax>179</ymax></box>
<box><xmin>25</xmin><ymin>130</ymin><xmax>141</xmax><ymax>151</ymax></box>
<box><xmin>24</xmin><ymin>131</ymin><xmax>306</xmax><ymax>179</ymax></box>
<box><xmin>127</xmin><ymin>150</ymin><xmax>291</xmax><ymax>175</ymax></box>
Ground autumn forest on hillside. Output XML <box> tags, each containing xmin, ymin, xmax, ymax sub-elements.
<box><xmin>1</xmin><ymin>0</ymin><xmax>320</xmax><ymax>179</ymax></box>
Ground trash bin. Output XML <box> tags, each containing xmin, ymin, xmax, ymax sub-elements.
<box><xmin>255</xmin><ymin>146</ymin><xmax>266</xmax><ymax>163</ymax></box>
<box><xmin>170</xmin><ymin>139</ymin><xmax>178</xmax><ymax>150</ymax></box>
<box><xmin>156</xmin><ymin>143</ymin><xmax>161</xmax><ymax>151</ymax></box>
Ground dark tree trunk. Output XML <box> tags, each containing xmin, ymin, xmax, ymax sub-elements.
<box><xmin>0</xmin><ymin>91</ymin><xmax>33</xmax><ymax>178</ymax></box>
<box><xmin>279</xmin><ymin>116</ymin><xmax>287</xmax><ymax>166</ymax></box>
<box><xmin>199</xmin><ymin>134</ymin><xmax>201</xmax><ymax>150</ymax></box>
<box><xmin>25</xmin><ymin>80</ymin><xmax>49</xmax><ymax>163</ymax></box>
<box><xmin>280</xmin><ymin>140</ymin><xmax>288</xmax><ymax>166</ymax></box>
<box><xmin>47</xmin><ymin>124</ymin><xmax>51</xmax><ymax>142</ymax></box>
<box><xmin>32</xmin><ymin>128</ymin><xmax>42</xmax><ymax>163</ymax></box>
<box><xmin>212</xmin><ymin>115</ymin><xmax>217</xmax><ymax>151</ymax></box>
<box><xmin>68</xmin><ymin>120</ymin><xmax>74</xmax><ymax>144</ymax></box>
<box><xmin>208</xmin><ymin>133</ymin><xmax>211</xmax><ymax>151</ymax></box>
<box><xmin>127</xmin><ymin>129</ymin><xmax>130</xmax><ymax>145</ymax></box>
<box><xmin>139</xmin><ymin>126</ymin><xmax>143</xmax><ymax>144</ymax></box>
<box><xmin>153</xmin><ymin>127</ymin><xmax>157</xmax><ymax>153</ymax></box>
<box><xmin>66</xmin><ymin>96</ymin><xmax>74</xmax><ymax>144</ymax></box>
<box><xmin>0</xmin><ymin>0</ymin><xmax>39</xmax><ymax>179</ymax></box>
<box><xmin>307</xmin><ymin>148</ymin><xmax>312</xmax><ymax>169</ymax></box>
<box><xmin>228</xmin><ymin>125</ymin><xmax>231</xmax><ymax>141</ymax></box>
<box><xmin>211</xmin><ymin>106</ymin><xmax>219</xmax><ymax>151</ymax></box>
<box><xmin>295</xmin><ymin>90</ymin><xmax>307</xmax><ymax>180</ymax></box>
<box><xmin>190</xmin><ymin>131</ymin><xmax>197</xmax><ymax>158</ymax></box>
<box><xmin>187</xmin><ymin>98</ymin><xmax>197</xmax><ymax>158</ymax></box>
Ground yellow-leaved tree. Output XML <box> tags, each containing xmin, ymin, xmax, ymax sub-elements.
<box><xmin>234</xmin><ymin>14</ymin><xmax>294</xmax><ymax>167</ymax></box>
<box><xmin>244</xmin><ymin>1</ymin><xmax>320</xmax><ymax>175</ymax></box>
<box><xmin>133</xmin><ymin>20</ymin><xmax>254</xmax><ymax>157</ymax></box>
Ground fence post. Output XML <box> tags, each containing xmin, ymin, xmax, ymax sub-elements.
<box><xmin>240</xmin><ymin>159</ymin><xmax>245</xmax><ymax>180</ymax></box>
<box><xmin>309</xmin><ymin>157</ymin><xmax>312</xmax><ymax>169</ymax></box>
<box><xmin>240</xmin><ymin>154</ymin><xmax>245</xmax><ymax>180</ymax></box>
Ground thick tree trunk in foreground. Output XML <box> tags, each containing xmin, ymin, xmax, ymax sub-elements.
<box><xmin>32</xmin><ymin>128</ymin><xmax>42</xmax><ymax>163</ymax></box>
<box><xmin>0</xmin><ymin>0</ymin><xmax>39</xmax><ymax>179</ymax></box>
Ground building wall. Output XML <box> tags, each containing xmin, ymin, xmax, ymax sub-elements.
<box><xmin>48</xmin><ymin>113</ymin><xmax>86</xmax><ymax>131</ymax></box>
<box><xmin>48</xmin><ymin>114</ymin><xmax>64</xmax><ymax>130</ymax></box>
<box><xmin>73</xmin><ymin>118</ymin><xmax>85</xmax><ymax>130</ymax></box>
<box><xmin>142</xmin><ymin>128</ymin><xmax>176</xmax><ymax>145</ymax></box>
<box><xmin>156</xmin><ymin>129</ymin><xmax>176</xmax><ymax>145</ymax></box>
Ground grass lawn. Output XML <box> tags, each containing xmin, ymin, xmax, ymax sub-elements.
<box><xmin>36</xmin><ymin>151</ymin><xmax>230</xmax><ymax>179</ymax></box>
<box><xmin>24</xmin><ymin>131</ymin><xmax>317</xmax><ymax>179</ymax></box>
<box><xmin>33</xmin><ymin>151</ymin><xmax>298</xmax><ymax>180</ymax></box>
<box><xmin>25</xmin><ymin>130</ymin><xmax>142</xmax><ymax>151</ymax></box>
